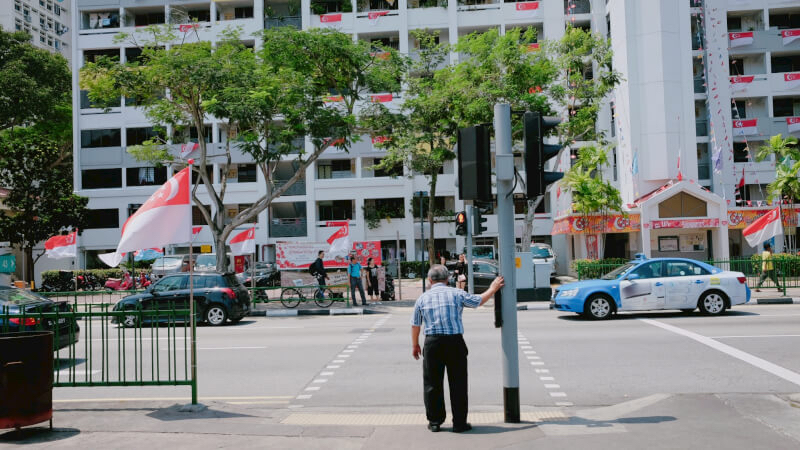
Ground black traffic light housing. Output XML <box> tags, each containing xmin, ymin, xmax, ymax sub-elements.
<box><xmin>473</xmin><ymin>206</ymin><xmax>488</xmax><ymax>236</ymax></box>
<box><xmin>457</xmin><ymin>125</ymin><xmax>492</xmax><ymax>202</ymax></box>
<box><xmin>524</xmin><ymin>111</ymin><xmax>563</xmax><ymax>198</ymax></box>
<box><xmin>455</xmin><ymin>211</ymin><xmax>467</xmax><ymax>236</ymax></box>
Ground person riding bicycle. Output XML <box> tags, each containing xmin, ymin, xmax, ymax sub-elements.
<box><xmin>310</xmin><ymin>250</ymin><xmax>329</xmax><ymax>299</ymax></box>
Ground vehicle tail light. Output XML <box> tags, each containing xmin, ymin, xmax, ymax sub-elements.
<box><xmin>10</xmin><ymin>317</ymin><xmax>40</xmax><ymax>326</ymax></box>
<box><xmin>736</xmin><ymin>276</ymin><xmax>747</xmax><ymax>284</ymax></box>
<box><xmin>221</xmin><ymin>288</ymin><xmax>236</xmax><ymax>299</ymax></box>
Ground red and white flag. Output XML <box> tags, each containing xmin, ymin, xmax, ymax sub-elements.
<box><xmin>743</xmin><ymin>207</ymin><xmax>783</xmax><ymax>247</ymax></box>
<box><xmin>732</xmin><ymin>118</ymin><xmax>758</xmax><ymax>136</ymax></box>
<box><xmin>326</xmin><ymin>221</ymin><xmax>350</xmax><ymax>258</ymax></box>
<box><xmin>104</xmin><ymin>167</ymin><xmax>192</xmax><ymax>267</ymax></box>
<box><xmin>370</xmin><ymin>93</ymin><xmax>393</xmax><ymax>103</ymax></box>
<box><xmin>320</xmin><ymin>13</ymin><xmax>342</xmax><ymax>24</ymax></box>
<box><xmin>515</xmin><ymin>2</ymin><xmax>541</xmax><ymax>18</ymax></box>
<box><xmin>734</xmin><ymin>168</ymin><xmax>745</xmax><ymax>206</ymax></box>
<box><xmin>729</xmin><ymin>32</ymin><xmax>754</xmax><ymax>48</ymax></box>
<box><xmin>368</xmin><ymin>10</ymin><xmax>388</xmax><ymax>26</ymax></box>
<box><xmin>782</xmin><ymin>29</ymin><xmax>800</xmax><ymax>46</ymax></box>
<box><xmin>729</xmin><ymin>75</ymin><xmax>754</xmax><ymax>92</ymax></box>
<box><xmin>180</xmin><ymin>142</ymin><xmax>198</xmax><ymax>159</ymax></box>
<box><xmin>785</xmin><ymin>72</ymin><xmax>800</xmax><ymax>90</ymax></box>
<box><xmin>229</xmin><ymin>227</ymin><xmax>256</xmax><ymax>256</ymax></box>
<box><xmin>787</xmin><ymin>117</ymin><xmax>800</xmax><ymax>134</ymax></box>
<box><xmin>44</xmin><ymin>230</ymin><xmax>77</xmax><ymax>259</ymax></box>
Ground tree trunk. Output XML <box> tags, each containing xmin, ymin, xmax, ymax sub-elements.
<box><xmin>216</xmin><ymin>233</ymin><xmax>228</xmax><ymax>273</ymax></box>
<box><xmin>427</xmin><ymin>173</ymin><xmax>437</xmax><ymax>266</ymax></box>
<box><xmin>24</xmin><ymin>245</ymin><xmax>34</xmax><ymax>284</ymax></box>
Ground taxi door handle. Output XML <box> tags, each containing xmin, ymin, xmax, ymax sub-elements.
<box><xmin>694</xmin><ymin>280</ymin><xmax>704</xmax><ymax>284</ymax></box>
<box><xmin>654</xmin><ymin>282</ymin><xmax>663</xmax><ymax>287</ymax></box>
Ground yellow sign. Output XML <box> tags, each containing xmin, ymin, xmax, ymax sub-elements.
<box><xmin>200</xmin><ymin>245</ymin><xmax>212</xmax><ymax>253</ymax></box>
<box><xmin>709</xmin><ymin>277</ymin><xmax>720</xmax><ymax>285</ymax></box>
<box><xmin>515</xmin><ymin>257</ymin><xmax>521</xmax><ymax>268</ymax></box>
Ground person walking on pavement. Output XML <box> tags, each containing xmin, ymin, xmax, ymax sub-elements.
<box><xmin>349</xmin><ymin>255</ymin><xmax>367</xmax><ymax>306</ymax></box>
<box><xmin>755</xmin><ymin>242</ymin><xmax>782</xmax><ymax>292</ymax></box>
<box><xmin>310</xmin><ymin>250</ymin><xmax>329</xmax><ymax>299</ymax></box>
<box><xmin>410</xmin><ymin>264</ymin><xmax>504</xmax><ymax>433</ymax></box>
<box><xmin>454</xmin><ymin>253</ymin><xmax>468</xmax><ymax>291</ymax></box>
<box><xmin>365</xmin><ymin>258</ymin><xmax>380</xmax><ymax>302</ymax></box>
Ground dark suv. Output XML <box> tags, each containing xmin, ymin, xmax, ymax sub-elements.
<box><xmin>113</xmin><ymin>272</ymin><xmax>251</xmax><ymax>327</ymax></box>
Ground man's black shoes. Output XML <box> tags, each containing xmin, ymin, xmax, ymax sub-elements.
<box><xmin>452</xmin><ymin>423</ymin><xmax>472</xmax><ymax>433</ymax></box>
<box><xmin>427</xmin><ymin>423</ymin><xmax>441</xmax><ymax>432</ymax></box>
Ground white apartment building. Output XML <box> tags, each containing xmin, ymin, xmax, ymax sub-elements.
<box><xmin>1</xmin><ymin>0</ymin><xmax>72</xmax><ymax>62</ymax></box>
<box><xmin>56</xmin><ymin>0</ymin><xmax>800</xmax><ymax>281</ymax></box>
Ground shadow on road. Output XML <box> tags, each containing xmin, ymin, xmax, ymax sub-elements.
<box><xmin>0</xmin><ymin>427</ymin><xmax>80</xmax><ymax>445</ymax></box>
<box><xmin>548</xmin><ymin>415</ymin><xmax>677</xmax><ymax>428</ymax></box>
<box><xmin>556</xmin><ymin>310</ymin><xmax>759</xmax><ymax>322</ymax></box>
<box><xmin>145</xmin><ymin>404</ymin><xmax>255</xmax><ymax>422</ymax></box>
<box><xmin>464</xmin><ymin>423</ymin><xmax>539</xmax><ymax>434</ymax></box>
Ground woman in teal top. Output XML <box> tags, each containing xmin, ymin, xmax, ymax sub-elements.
<box><xmin>349</xmin><ymin>256</ymin><xmax>367</xmax><ymax>306</ymax></box>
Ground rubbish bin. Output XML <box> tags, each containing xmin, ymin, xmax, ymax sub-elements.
<box><xmin>0</xmin><ymin>331</ymin><xmax>53</xmax><ymax>430</ymax></box>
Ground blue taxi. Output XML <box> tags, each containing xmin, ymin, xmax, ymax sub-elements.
<box><xmin>552</xmin><ymin>255</ymin><xmax>751</xmax><ymax>319</ymax></box>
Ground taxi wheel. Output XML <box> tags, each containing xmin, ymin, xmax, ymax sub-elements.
<box><xmin>698</xmin><ymin>292</ymin><xmax>727</xmax><ymax>316</ymax></box>
<box><xmin>584</xmin><ymin>295</ymin><xmax>614</xmax><ymax>320</ymax></box>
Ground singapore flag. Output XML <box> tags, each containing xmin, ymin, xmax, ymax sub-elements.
<box><xmin>785</xmin><ymin>73</ymin><xmax>800</xmax><ymax>90</ymax></box>
<box><xmin>729</xmin><ymin>32</ymin><xmax>754</xmax><ymax>48</ymax></box>
<box><xmin>787</xmin><ymin>117</ymin><xmax>800</xmax><ymax>134</ymax></box>
<box><xmin>229</xmin><ymin>227</ymin><xmax>256</xmax><ymax>256</ymax></box>
<box><xmin>104</xmin><ymin>167</ymin><xmax>192</xmax><ymax>266</ymax></box>
<box><xmin>326</xmin><ymin>221</ymin><xmax>350</xmax><ymax>259</ymax></box>
<box><xmin>45</xmin><ymin>230</ymin><xmax>77</xmax><ymax>259</ymax></box>
<box><xmin>732</xmin><ymin>118</ymin><xmax>758</xmax><ymax>136</ymax></box>
<box><xmin>782</xmin><ymin>29</ymin><xmax>800</xmax><ymax>46</ymax></box>
<box><xmin>743</xmin><ymin>207</ymin><xmax>782</xmax><ymax>248</ymax></box>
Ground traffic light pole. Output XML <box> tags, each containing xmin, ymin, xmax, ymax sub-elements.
<box><xmin>494</xmin><ymin>103</ymin><xmax>520</xmax><ymax>423</ymax></box>
<box><xmin>466</xmin><ymin>204</ymin><xmax>474</xmax><ymax>294</ymax></box>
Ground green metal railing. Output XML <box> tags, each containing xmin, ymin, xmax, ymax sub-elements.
<box><xmin>247</xmin><ymin>284</ymin><xmax>351</xmax><ymax>307</ymax></box>
<box><xmin>1</xmin><ymin>300</ymin><xmax>197</xmax><ymax>403</ymax></box>
<box><xmin>575</xmin><ymin>258</ymin><xmax>800</xmax><ymax>296</ymax></box>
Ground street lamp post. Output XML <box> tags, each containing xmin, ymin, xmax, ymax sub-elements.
<box><xmin>415</xmin><ymin>191</ymin><xmax>428</xmax><ymax>292</ymax></box>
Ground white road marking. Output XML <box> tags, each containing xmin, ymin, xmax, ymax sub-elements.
<box><xmin>535</xmin><ymin>369</ymin><xmax>550</xmax><ymax>374</ymax></box>
<box><xmin>524</xmin><ymin>350</ymin><xmax>537</xmax><ymax>354</ymax></box>
<box><xmin>337</xmin><ymin>354</ymin><xmax>350</xmax><ymax>358</ymax></box>
<box><xmin>327</xmin><ymin>365</ymin><xmax>340</xmax><ymax>369</ymax></box>
<box><xmin>296</xmin><ymin>395</ymin><xmax>312</xmax><ymax>400</ymax></box>
<box><xmin>544</xmin><ymin>384</ymin><xmax>561</xmax><ymax>389</ymax></box>
<box><xmin>540</xmin><ymin>376</ymin><xmax>555</xmax><ymax>381</ymax></box>
<box><xmin>528</xmin><ymin>356</ymin><xmax>541</xmax><ymax>360</ymax></box>
<box><xmin>321</xmin><ymin>371</ymin><xmax>334</xmax><ymax>375</ymax></box>
<box><xmin>288</xmin><ymin>405</ymin><xmax>304</xmax><ymax>409</ymax></box>
<box><xmin>642</xmin><ymin>319</ymin><xmax>800</xmax><ymax>388</ymax></box>
<box><xmin>333</xmin><ymin>360</ymin><xmax>345</xmax><ymax>363</ymax></box>
<box><xmin>531</xmin><ymin>361</ymin><xmax>545</xmax><ymax>366</ymax></box>
<box><xmin>521</xmin><ymin>346</ymin><xmax>533</xmax><ymax>350</ymax></box>
<box><xmin>550</xmin><ymin>392</ymin><xmax>567</xmax><ymax>397</ymax></box>
<box><xmin>555</xmin><ymin>402</ymin><xmax>574</xmax><ymax>407</ymax></box>
<box><xmin>305</xmin><ymin>386</ymin><xmax>320</xmax><ymax>391</ymax></box>
<box><xmin>198</xmin><ymin>346</ymin><xmax>266</xmax><ymax>350</ymax></box>
<box><xmin>313</xmin><ymin>379</ymin><xmax>327</xmax><ymax>383</ymax></box>
<box><xmin>712</xmin><ymin>334</ymin><xmax>800</xmax><ymax>339</ymax></box>
<box><xmin>343</xmin><ymin>349</ymin><xmax>354</xmax><ymax>353</ymax></box>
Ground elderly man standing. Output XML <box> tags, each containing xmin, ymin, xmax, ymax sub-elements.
<box><xmin>411</xmin><ymin>264</ymin><xmax>504</xmax><ymax>433</ymax></box>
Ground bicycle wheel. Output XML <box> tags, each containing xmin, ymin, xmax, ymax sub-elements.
<box><xmin>314</xmin><ymin>288</ymin><xmax>335</xmax><ymax>308</ymax></box>
<box><xmin>280</xmin><ymin>288</ymin><xmax>303</xmax><ymax>308</ymax></box>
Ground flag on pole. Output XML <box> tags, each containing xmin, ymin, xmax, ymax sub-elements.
<box><xmin>44</xmin><ymin>230</ymin><xmax>77</xmax><ymax>259</ymax></box>
<box><xmin>734</xmin><ymin>168</ymin><xmax>745</xmax><ymax>206</ymax></box>
<box><xmin>732</xmin><ymin>119</ymin><xmax>758</xmax><ymax>136</ymax></box>
<box><xmin>677</xmin><ymin>155</ymin><xmax>683</xmax><ymax>181</ymax></box>
<box><xmin>229</xmin><ymin>227</ymin><xmax>256</xmax><ymax>256</ymax></box>
<box><xmin>327</xmin><ymin>222</ymin><xmax>350</xmax><ymax>259</ymax></box>
<box><xmin>728</xmin><ymin>32</ymin><xmax>754</xmax><ymax>48</ymax></box>
<box><xmin>743</xmin><ymin>207</ymin><xmax>783</xmax><ymax>247</ymax></box>
<box><xmin>103</xmin><ymin>167</ymin><xmax>192</xmax><ymax>266</ymax></box>
<box><xmin>782</xmin><ymin>29</ymin><xmax>800</xmax><ymax>46</ymax></box>
<box><xmin>134</xmin><ymin>248</ymin><xmax>163</xmax><ymax>261</ymax></box>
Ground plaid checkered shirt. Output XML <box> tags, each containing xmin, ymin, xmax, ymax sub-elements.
<box><xmin>410</xmin><ymin>283</ymin><xmax>482</xmax><ymax>335</ymax></box>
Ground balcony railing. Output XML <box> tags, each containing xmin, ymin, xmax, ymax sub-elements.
<box><xmin>695</xmin><ymin>119</ymin><xmax>708</xmax><ymax>136</ymax></box>
<box><xmin>270</xmin><ymin>218</ymin><xmax>307</xmax><ymax>238</ymax></box>
<box><xmin>564</xmin><ymin>0</ymin><xmax>590</xmax><ymax>14</ymax></box>
<box><xmin>694</xmin><ymin>77</ymin><xmax>706</xmax><ymax>93</ymax></box>
<box><xmin>273</xmin><ymin>180</ymin><xmax>306</xmax><ymax>197</ymax></box>
<box><xmin>265</xmin><ymin>16</ymin><xmax>301</xmax><ymax>29</ymax></box>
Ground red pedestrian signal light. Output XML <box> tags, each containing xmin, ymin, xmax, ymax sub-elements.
<box><xmin>455</xmin><ymin>211</ymin><xmax>467</xmax><ymax>236</ymax></box>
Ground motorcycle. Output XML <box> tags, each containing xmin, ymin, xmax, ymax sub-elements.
<box><xmin>138</xmin><ymin>273</ymin><xmax>151</xmax><ymax>288</ymax></box>
<box><xmin>105</xmin><ymin>272</ymin><xmax>134</xmax><ymax>291</ymax></box>
<box><xmin>74</xmin><ymin>273</ymin><xmax>102</xmax><ymax>291</ymax></box>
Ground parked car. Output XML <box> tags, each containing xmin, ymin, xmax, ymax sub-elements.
<box><xmin>530</xmin><ymin>243</ymin><xmax>557</xmax><ymax>277</ymax></box>
<box><xmin>194</xmin><ymin>253</ymin><xmax>234</xmax><ymax>273</ymax></box>
<box><xmin>447</xmin><ymin>259</ymin><xmax>499</xmax><ymax>294</ymax></box>
<box><xmin>552</xmin><ymin>255</ymin><xmax>751</xmax><ymax>320</ymax></box>
<box><xmin>151</xmin><ymin>254</ymin><xmax>193</xmax><ymax>280</ymax></box>
<box><xmin>112</xmin><ymin>272</ymin><xmax>251</xmax><ymax>327</ymax></box>
<box><xmin>0</xmin><ymin>286</ymin><xmax>80</xmax><ymax>350</ymax></box>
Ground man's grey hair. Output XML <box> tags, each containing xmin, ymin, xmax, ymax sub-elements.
<box><xmin>427</xmin><ymin>264</ymin><xmax>449</xmax><ymax>282</ymax></box>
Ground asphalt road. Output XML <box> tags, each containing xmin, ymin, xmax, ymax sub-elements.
<box><xmin>42</xmin><ymin>303</ymin><xmax>800</xmax><ymax>448</ymax></box>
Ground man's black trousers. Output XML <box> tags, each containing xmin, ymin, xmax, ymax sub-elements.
<box><xmin>423</xmin><ymin>334</ymin><xmax>469</xmax><ymax>426</ymax></box>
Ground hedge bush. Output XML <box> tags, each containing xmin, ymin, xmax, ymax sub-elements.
<box><xmin>41</xmin><ymin>268</ymin><xmax>127</xmax><ymax>287</ymax></box>
<box><xmin>573</xmin><ymin>258</ymin><xmax>628</xmax><ymax>280</ymax></box>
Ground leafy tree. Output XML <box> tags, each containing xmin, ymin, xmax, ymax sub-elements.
<box><xmin>0</xmin><ymin>30</ymin><xmax>71</xmax><ymax>130</ymax></box>
<box><xmin>0</xmin><ymin>29</ymin><xmax>82</xmax><ymax>282</ymax></box>
<box><xmin>81</xmin><ymin>26</ymin><xmax>404</xmax><ymax>271</ymax></box>
<box><xmin>0</xmin><ymin>124</ymin><xmax>89</xmax><ymax>281</ymax></box>
<box><xmin>757</xmin><ymin>134</ymin><xmax>800</xmax><ymax>252</ymax></box>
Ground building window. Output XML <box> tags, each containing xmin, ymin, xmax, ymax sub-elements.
<box><xmin>733</xmin><ymin>142</ymin><xmax>751</xmax><ymax>163</ymax></box>
<box><xmin>769</xmin><ymin>13</ymin><xmax>800</xmax><ymax>29</ymax></box>
<box><xmin>83</xmin><ymin>48</ymin><xmax>119</xmax><ymax>64</ymax></box>
<box><xmin>726</xmin><ymin>16</ymin><xmax>742</xmax><ymax>32</ymax></box>
<box><xmin>317</xmin><ymin>160</ymin><xmax>353</xmax><ymax>179</ymax></box>
<box><xmin>364</xmin><ymin>198</ymin><xmax>405</xmax><ymax>219</ymax></box>
<box><xmin>772</xmin><ymin>55</ymin><xmax>800</xmax><ymax>73</ymax></box>
<box><xmin>372</xmin><ymin>158</ymin><xmax>403</xmax><ymax>177</ymax></box>
<box><xmin>731</xmin><ymin>100</ymin><xmax>746</xmax><ymax>119</ymax></box>
<box><xmin>15</xmin><ymin>1</ymin><xmax>21</xmax><ymax>12</ymax></box>
<box><xmin>237</xmin><ymin>164</ymin><xmax>258</xmax><ymax>183</ymax></box>
<box><xmin>697</xmin><ymin>143</ymin><xmax>710</xmax><ymax>180</ymax></box>
<box><xmin>193</xmin><ymin>205</ymin><xmax>210</xmax><ymax>226</ymax></box>
<box><xmin>84</xmin><ymin>209</ymin><xmax>119</xmax><ymax>229</ymax></box>
<box><xmin>234</xmin><ymin>6</ymin><xmax>254</xmax><ymax>19</ymax></box>
<box><xmin>134</xmin><ymin>11</ymin><xmax>166</xmax><ymax>26</ymax></box>
<box><xmin>81</xmin><ymin>129</ymin><xmax>121</xmax><ymax>148</ymax></box>
<box><xmin>81</xmin><ymin>169</ymin><xmax>122</xmax><ymax>189</ymax></box>
<box><xmin>773</xmin><ymin>97</ymin><xmax>798</xmax><ymax>117</ymax></box>
<box><xmin>46</xmin><ymin>0</ymin><xmax>52</xmax><ymax>11</ymax></box>
<box><xmin>188</xmin><ymin>9</ymin><xmax>211</xmax><ymax>22</ymax></box>
<box><xmin>318</xmin><ymin>200</ymin><xmax>354</xmax><ymax>221</ymax></box>
<box><xmin>126</xmin><ymin>127</ymin><xmax>163</xmax><ymax>146</ymax></box>
<box><xmin>54</xmin><ymin>4</ymin><xmax>60</xmax><ymax>16</ymax></box>
<box><xmin>612</xmin><ymin>147</ymin><xmax>618</xmax><ymax>181</ymax></box>
<box><xmin>126</xmin><ymin>167</ymin><xmax>167</xmax><ymax>187</ymax></box>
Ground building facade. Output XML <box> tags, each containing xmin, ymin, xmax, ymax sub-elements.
<box><xmin>58</xmin><ymin>0</ymin><xmax>800</xmax><ymax>282</ymax></box>
<box><xmin>1</xmin><ymin>0</ymin><xmax>72</xmax><ymax>62</ymax></box>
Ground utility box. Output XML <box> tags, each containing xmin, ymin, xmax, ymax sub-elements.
<box><xmin>514</xmin><ymin>252</ymin><xmax>533</xmax><ymax>289</ymax></box>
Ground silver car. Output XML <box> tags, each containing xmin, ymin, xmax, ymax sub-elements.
<box><xmin>531</xmin><ymin>243</ymin><xmax>557</xmax><ymax>277</ymax></box>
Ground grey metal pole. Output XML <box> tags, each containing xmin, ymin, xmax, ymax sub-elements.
<box><xmin>396</xmin><ymin>230</ymin><xmax>402</xmax><ymax>301</ymax></box>
<box><xmin>420</xmin><ymin>193</ymin><xmax>425</xmax><ymax>293</ymax></box>
<box><xmin>494</xmin><ymin>103</ymin><xmax>520</xmax><ymax>423</ymax></box>
<box><xmin>189</xmin><ymin>240</ymin><xmax>197</xmax><ymax>404</ymax></box>
<box><xmin>466</xmin><ymin>204</ymin><xmax>474</xmax><ymax>294</ymax></box>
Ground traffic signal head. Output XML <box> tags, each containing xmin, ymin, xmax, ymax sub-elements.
<box><xmin>457</xmin><ymin>125</ymin><xmax>492</xmax><ymax>202</ymax></box>
<box><xmin>455</xmin><ymin>211</ymin><xmax>467</xmax><ymax>236</ymax></box>
<box><xmin>524</xmin><ymin>111</ymin><xmax>564</xmax><ymax>198</ymax></box>
<box><xmin>473</xmin><ymin>207</ymin><xmax>488</xmax><ymax>236</ymax></box>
